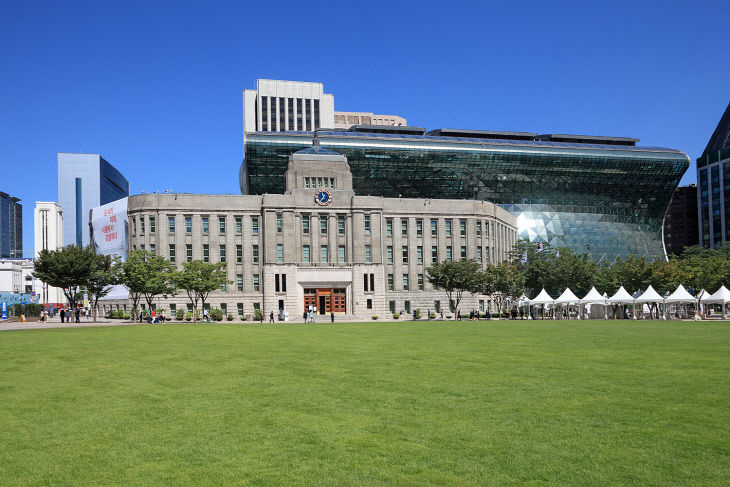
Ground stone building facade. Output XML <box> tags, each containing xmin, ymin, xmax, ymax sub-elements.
<box><xmin>126</xmin><ymin>146</ymin><xmax>517</xmax><ymax>319</ymax></box>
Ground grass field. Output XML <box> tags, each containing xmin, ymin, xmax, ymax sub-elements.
<box><xmin>1</xmin><ymin>320</ymin><xmax>728</xmax><ymax>486</ymax></box>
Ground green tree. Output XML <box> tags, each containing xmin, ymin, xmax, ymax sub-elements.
<box><xmin>121</xmin><ymin>250</ymin><xmax>176</xmax><ymax>322</ymax></box>
<box><xmin>426</xmin><ymin>259</ymin><xmax>482</xmax><ymax>318</ymax></box>
<box><xmin>173</xmin><ymin>260</ymin><xmax>229</xmax><ymax>322</ymax></box>
<box><xmin>86</xmin><ymin>253</ymin><xmax>122</xmax><ymax>322</ymax></box>
<box><xmin>477</xmin><ymin>262</ymin><xmax>525</xmax><ymax>319</ymax></box>
<box><xmin>33</xmin><ymin>245</ymin><xmax>96</xmax><ymax>309</ymax></box>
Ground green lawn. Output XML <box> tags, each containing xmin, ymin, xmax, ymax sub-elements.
<box><xmin>1</xmin><ymin>320</ymin><xmax>728</xmax><ymax>486</ymax></box>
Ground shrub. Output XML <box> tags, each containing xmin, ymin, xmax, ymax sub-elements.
<box><xmin>392</xmin><ymin>312</ymin><xmax>400</xmax><ymax>319</ymax></box>
<box><xmin>241</xmin><ymin>314</ymin><xmax>249</xmax><ymax>321</ymax></box>
<box><xmin>209</xmin><ymin>308</ymin><xmax>223</xmax><ymax>321</ymax></box>
<box><xmin>371</xmin><ymin>315</ymin><xmax>379</xmax><ymax>320</ymax></box>
<box><xmin>429</xmin><ymin>312</ymin><xmax>436</xmax><ymax>319</ymax></box>
<box><xmin>227</xmin><ymin>314</ymin><xmax>234</xmax><ymax>321</ymax></box>
<box><xmin>12</xmin><ymin>303</ymin><xmax>43</xmax><ymax>317</ymax></box>
<box><xmin>185</xmin><ymin>312</ymin><xmax>192</xmax><ymax>322</ymax></box>
<box><xmin>414</xmin><ymin>308</ymin><xmax>421</xmax><ymax>319</ymax></box>
<box><xmin>253</xmin><ymin>309</ymin><xmax>262</xmax><ymax>321</ymax></box>
<box><xmin>176</xmin><ymin>308</ymin><xmax>185</xmax><ymax>320</ymax></box>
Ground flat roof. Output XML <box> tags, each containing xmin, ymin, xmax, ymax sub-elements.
<box><xmin>348</xmin><ymin>125</ymin><xmax>426</xmax><ymax>135</ymax></box>
<box><xmin>538</xmin><ymin>134</ymin><xmax>640</xmax><ymax>146</ymax></box>
<box><xmin>426</xmin><ymin>129</ymin><xmax>538</xmax><ymax>140</ymax></box>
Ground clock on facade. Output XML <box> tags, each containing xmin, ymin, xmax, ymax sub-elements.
<box><xmin>314</xmin><ymin>188</ymin><xmax>332</xmax><ymax>206</ymax></box>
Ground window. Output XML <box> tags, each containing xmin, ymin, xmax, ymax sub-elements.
<box><xmin>461</xmin><ymin>246</ymin><xmax>467</xmax><ymax>259</ymax></box>
<box><xmin>219</xmin><ymin>216</ymin><xmax>226</xmax><ymax>234</ymax></box>
<box><xmin>303</xmin><ymin>245</ymin><xmax>310</xmax><ymax>262</ymax></box>
<box><xmin>140</xmin><ymin>216</ymin><xmax>145</xmax><ymax>234</ymax></box>
<box><xmin>417</xmin><ymin>246</ymin><xmax>423</xmax><ymax>263</ymax></box>
<box><xmin>149</xmin><ymin>216</ymin><xmax>155</xmax><ymax>234</ymax></box>
<box><xmin>220</xmin><ymin>303</ymin><xmax>227</xmax><ymax>316</ymax></box>
<box><xmin>389</xmin><ymin>301</ymin><xmax>396</xmax><ymax>313</ymax></box>
<box><xmin>364</xmin><ymin>215</ymin><xmax>370</xmax><ymax>235</ymax></box>
<box><xmin>202</xmin><ymin>217</ymin><xmax>209</xmax><ymax>233</ymax></box>
<box><xmin>401</xmin><ymin>219</ymin><xmax>408</xmax><ymax>235</ymax></box>
<box><xmin>168</xmin><ymin>216</ymin><xmax>175</xmax><ymax>233</ymax></box>
<box><xmin>236</xmin><ymin>245</ymin><xmax>242</xmax><ymax>263</ymax></box>
<box><xmin>446</xmin><ymin>246</ymin><xmax>452</xmax><ymax>261</ymax></box>
<box><xmin>386</xmin><ymin>219</ymin><xmax>393</xmax><ymax>236</ymax></box>
<box><xmin>402</xmin><ymin>274</ymin><xmax>409</xmax><ymax>291</ymax></box>
<box><xmin>402</xmin><ymin>245</ymin><xmax>408</xmax><ymax>263</ymax></box>
<box><xmin>416</xmin><ymin>219</ymin><xmax>422</xmax><ymax>236</ymax></box>
<box><xmin>365</xmin><ymin>245</ymin><xmax>372</xmax><ymax>263</ymax></box>
<box><xmin>170</xmin><ymin>304</ymin><xmax>176</xmax><ymax>315</ymax></box>
<box><xmin>434</xmin><ymin>300</ymin><xmax>440</xmax><ymax>313</ymax></box>
<box><xmin>338</xmin><ymin>245</ymin><xmax>345</xmax><ymax>263</ymax></box>
<box><xmin>237</xmin><ymin>274</ymin><xmax>243</xmax><ymax>291</ymax></box>
<box><xmin>186</xmin><ymin>244</ymin><xmax>192</xmax><ymax>262</ymax></box>
<box><xmin>418</xmin><ymin>274</ymin><xmax>424</xmax><ymax>290</ymax></box>
<box><xmin>476</xmin><ymin>222</ymin><xmax>482</xmax><ymax>236</ymax></box>
<box><xmin>275</xmin><ymin>274</ymin><xmax>280</xmax><ymax>292</ymax></box>
<box><xmin>185</xmin><ymin>216</ymin><xmax>192</xmax><ymax>233</ymax></box>
<box><xmin>220</xmin><ymin>282</ymin><xmax>227</xmax><ymax>292</ymax></box>
<box><xmin>367</xmin><ymin>299</ymin><xmax>372</xmax><ymax>310</ymax></box>
<box><xmin>320</xmin><ymin>245</ymin><xmax>328</xmax><ymax>262</ymax></box>
<box><xmin>477</xmin><ymin>247</ymin><xmax>482</xmax><ymax>263</ymax></box>
<box><xmin>141</xmin><ymin>244</ymin><xmax>145</xmax><ymax>251</ymax></box>
<box><xmin>252</xmin><ymin>245</ymin><xmax>259</xmax><ymax>263</ymax></box>
<box><xmin>276</xmin><ymin>244</ymin><xmax>283</xmax><ymax>262</ymax></box>
<box><xmin>364</xmin><ymin>274</ymin><xmax>370</xmax><ymax>292</ymax></box>
<box><xmin>431</xmin><ymin>219</ymin><xmax>438</xmax><ymax>237</ymax></box>
<box><xmin>387</xmin><ymin>246</ymin><xmax>393</xmax><ymax>263</ymax></box>
<box><xmin>276</xmin><ymin>213</ymin><xmax>283</xmax><ymax>233</ymax></box>
<box><xmin>370</xmin><ymin>273</ymin><xmax>375</xmax><ymax>292</ymax></box>
<box><xmin>133</xmin><ymin>217</ymin><xmax>137</xmax><ymax>235</ymax></box>
<box><xmin>237</xmin><ymin>303</ymin><xmax>244</xmax><ymax>316</ymax></box>
<box><xmin>387</xmin><ymin>274</ymin><xmax>394</xmax><ymax>291</ymax></box>
<box><xmin>203</xmin><ymin>244</ymin><xmax>209</xmax><ymax>262</ymax></box>
<box><xmin>445</xmin><ymin>220</ymin><xmax>452</xmax><ymax>236</ymax></box>
<box><xmin>235</xmin><ymin>217</ymin><xmax>242</xmax><ymax>235</ymax></box>
<box><xmin>404</xmin><ymin>301</ymin><xmax>411</xmax><ymax>314</ymax></box>
<box><xmin>479</xmin><ymin>300</ymin><xmax>484</xmax><ymax>313</ymax></box>
<box><xmin>302</xmin><ymin>216</ymin><xmax>310</xmax><ymax>234</ymax></box>
<box><xmin>320</xmin><ymin>217</ymin><xmax>327</xmax><ymax>235</ymax></box>
<box><xmin>150</xmin><ymin>244</ymin><xmax>155</xmax><ymax>255</ymax></box>
<box><xmin>485</xmin><ymin>222</ymin><xmax>490</xmax><ymax>237</ymax></box>
<box><xmin>252</xmin><ymin>217</ymin><xmax>259</xmax><ymax>235</ymax></box>
<box><xmin>220</xmin><ymin>244</ymin><xmax>227</xmax><ymax>263</ymax></box>
<box><xmin>169</xmin><ymin>244</ymin><xmax>175</xmax><ymax>262</ymax></box>
<box><xmin>432</xmin><ymin>246</ymin><xmax>438</xmax><ymax>263</ymax></box>
<box><xmin>460</xmin><ymin>220</ymin><xmax>466</xmax><ymax>236</ymax></box>
<box><xmin>253</xmin><ymin>274</ymin><xmax>259</xmax><ymax>292</ymax></box>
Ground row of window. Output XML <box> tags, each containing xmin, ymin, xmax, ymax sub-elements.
<box><xmin>133</xmin><ymin>243</ymin><xmax>260</xmax><ymax>264</ymax></box>
<box><xmin>385</xmin><ymin>274</ymin><xmax>425</xmax><ymax>291</ymax></box>
<box><xmin>385</xmin><ymin>218</ymin><xmax>492</xmax><ymax>238</ymax></box>
<box><xmin>133</xmin><ymin>215</ymin><xmax>259</xmax><ymax>236</ymax></box>
<box><xmin>304</xmin><ymin>177</ymin><xmax>335</xmax><ymax>189</ymax></box>
<box><xmin>260</xmin><ymin>96</ymin><xmax>319</xmax><ymax>132</ymax></box>
<box><xmin>386</xmin><ymin>245</ymin><xmax>491</xmax><ymax>263</ymax></box>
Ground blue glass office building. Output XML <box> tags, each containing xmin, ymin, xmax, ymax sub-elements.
<box><xmin>240</xmin><ymin>129</ymin><xmax>689</xmax><ymax>261</ymax></box>
<box><xmin>697</xmin><ymin>101</ymin><xmax>730</xmax><ymax>248</ymax></box>
<box><xmin>57</xmin><ymin>153</ymin><xmax>129</xmax><ymax>247</ymax></box>
<box><xmin>0</xmin><ymin>191</ymin><xmax>22</xmax><ymax>258</ymax></box>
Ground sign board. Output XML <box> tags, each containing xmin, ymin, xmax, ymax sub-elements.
<box><xmin>90</xmin><ymin>197</ymin><xmax>129</xmax><ymax>300</ymax></box>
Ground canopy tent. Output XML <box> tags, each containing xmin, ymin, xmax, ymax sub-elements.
<box><xmin>554</xmin><ymin>288</ymin><xmax>581</xmax><ymax>304</ymax></box>
<box><xmin>517</xmin><ymin>294</ymin><xmax>531</xmax><ymax>306</ymax></box>
<box><xmin>529</xmin><ymin>289</ymin><xmax>554</xmax><ymax>305</ymax></box>
<box><xmin>608</xmin><ymin>286</ymin><xmax>634</xmax><ymax>304</ymax></box>
<box><xmin>700</xmin><ymin>285</ymin><xmax>730</xmax><ymax>304</ymax></box>
<box><xmin>664</xmin><ymin>284</ymin><xmax>696</xmax><ymax>304</ymax></box>
<box><xmin>581</xmin><ymin>287</ymin><xmax>607</xmax><ymax>304</ymax></box>
<box><xmin>634</xmin><ymin>285</ymin><xmax>664</xmax><ymax>304</ymax></box>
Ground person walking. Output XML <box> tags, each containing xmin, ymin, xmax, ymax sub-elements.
<box><xmin>330</xmin><ymin>311</ymin><xmax>335</xmax><ymax>323</ymax></box>
<box><xmin>269</xmin><ymin>311</ymin><xmax>274</xmax><ymax>323</ymax></box>
<box><xmin>60</xmin><ymin>308</ymin><xmax>65</xmax><ymax>323</ymax></box>
<box><xmin>203</xmin><ymin>308</ymin><xmax>210</xmax><ymax>323</ymax></box>
<box><xmin>303</xmin><ymin>310</ymin><xmax>307</xmax><ymax>322</ymax></box>
<box><xmin>309</xmin><ymin>310</ymin><xmax>314</xmax><ymax>323</ymax></box>
<box><xmin>75</xmin><ymin>307</ymin><xmax>81</xmax><ymax>323</ymax></box>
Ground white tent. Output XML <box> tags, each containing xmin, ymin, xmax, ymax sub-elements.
<box><xmin>529</xmin><ymin>289</ymin><xmax>554</xmax><ymax>305</ymax></box>
<box><xmin>517</xmin><ymin>294</ymin><xmax>530</xmax><ymax>306</ymax></box>
<box><xmin>700</xmin><ymin>285</ymin><xmax>730</xmax><ymax>304</ymax></box>
<box><xmin>553</xmin><ymin>288</ymin><xmax>580</xmax><ymax>319</ymax></box>
<box><xmin>665</xmin><ymin>284</ymin><xmax>696</xmax><ymax>304</ymax></box>
<box><xmin>608</xmin><ymin>286</ymin><xmax>634</xmax><ymax>304</ymax></box>
<box><xmin>634</xmin><ymin>285</ymin><xmax>664</xmax><ymax>304</ymax></box>
<box><xmin>581</xmin><ymin>287</ymin><xmax>607</xmax><ymax>304</ymax></box>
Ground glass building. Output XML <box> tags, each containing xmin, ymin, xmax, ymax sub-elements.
<box><xmin>697</xmin><ymin>101</ymin><xmax>730</xmax><ymax>248</ymax></box>
<box><xmin>0</xmin><ymin>191</ymin><xmax>22</xmax><ymax>258</ymax></box>
<box><xmin>57</xmin><ymin>153</ymin><xmax>129</xmax><ymax>247</ymax></box>
<box><xmin>240</xmin><ymin>129</ymin><xmax>689</xmax><ymax>261</ymax></box>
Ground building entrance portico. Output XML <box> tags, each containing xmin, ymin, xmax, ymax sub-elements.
<box><xmin>304</xmin><ymin>288</ymin><xmax>347</xmax><ymax>314</ymax></box>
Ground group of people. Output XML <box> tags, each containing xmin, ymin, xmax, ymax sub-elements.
<box><xmin>58</xmin><ymin>307</ymin><xmax>85</xmax><ymax>323</ymax></box>
<box><xmin>139</xmin><ymin>309</ymin><xmax>167</xmax><ymax>324</ymax></box>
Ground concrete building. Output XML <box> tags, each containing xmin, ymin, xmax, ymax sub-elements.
<box><xmin>0</xmin><ymin>259</ymin><xmax>23</xmax><ymax>293</ymax></box>
<box><xmin>57</xmin><ymin>153</ymin><xmax>129</xmax><ymax>247</ymax></box>
<box><xmin>663</xmin><ymin>185</ymin><xmax>698</xmax><ymax>257</ymax></box>
<box><xmin>333</xmin><ymin>111</ymin><xmax>407</xmax><ymax>130</ymax></box>
<box><xmin>34</xmin><ymin>202</ymin><xmax>65</xmax><ymax>304</ymax></box>
<box><xmin>0</xmin><ymin>191</ymin><xmax>22</xmax><ymax>258</ymax></box>
<box><xmin>125</xmin><ymin>143</ymin><xmax>517</xmax><ymax>319</ymax></box>
<box><xmin>697</xmin><ymin>101</ymin><xmax>730</xmax><ymax>248</ymax></box>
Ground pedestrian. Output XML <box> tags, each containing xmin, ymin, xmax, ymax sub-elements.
<box><xmin>60</xmin><ymin>308</ymin><xmax>65</xmax><ymax>323</ymax></box>
<box><xmin>330</xmin><ymin>311</ymin><xmax>335</xmax><ymax>323</ymax></box>
<box><xmin>303</xmin><ymin>310</ymin><xmax>307</xmax><ymax>322</ymax></box>
<box><xmin>413</xmin><ymin>309</ymin><xmax>417</xmax><ymax>320</ymax></box>
<box><xmin>269</xmin><ymin>311</ymin><xmax>274</xmax><ymax>323</ymax></box>
<box><xmin>427</xmin><ymin>309</ymin><xmax>431</xmax><ymax>320</ymax></box>
<box><xmin>469</xmin><ymin>310</ymin><xmax>474</xmax><ymax>320</ymax></box>
<box><xmin>75</xmin><ymin>307</ymin><xmax>80</xmax><ymax>323</ymax></box>
<box><xmin>203</xmin><ymin>308</ymin><xmax>210</xmax><ymax>323</ymax></box>
<box><xmin>309</xmin><ymin>310</ymin><xmax>314</xmax><ymax>323</ymax></box>
<box><xmin>440</xmin><ymin>310</ymin><xmax>444</xmax><ymax>320</ymax></box>
<box><xmin>457</xmin><ymin>310</ymin><xmax>461</xmax><ymax>321</ymax></box>
<box><xmin>151</xmin><ymin>309</ymin><xmax>156</xmax><ymax>323</ymax></box>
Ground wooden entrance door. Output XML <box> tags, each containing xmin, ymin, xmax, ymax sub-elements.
<box><xmin>303</xmin><ymin>288</ymin><xmax>346</xmax><ymax>313</ymax></box>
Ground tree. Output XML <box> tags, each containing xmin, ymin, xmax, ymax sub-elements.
<box><xmin>86</xmin><ymin>253</ymin><xmax>122</xmax><ymax>322</ymax></box>
<box><xmin>121</xmin><ymin>250</ymin><xmax>176</xmax><ymax>322</ymax></box>
<box><xmin>426</xmin><ymin>259</ymin><xmax>482</xmax><ymax>318</ymax></box>
<box><xmin>173</xmin><ymin>260</ymin><xmax>229</xmax><ymax>322</ymax></box>
<box><xmin>477</xmin><ymin>262</ymin><xmax>525</xmax><ymax>319</ymax></box>
<box><xmin>33</xmin><ymin>245</ymin><xmax>96</xmax><ymax>309</ymax></box>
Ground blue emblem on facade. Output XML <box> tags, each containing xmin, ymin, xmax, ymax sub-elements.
<box><xmin>315</xmin><ymin>189</ymin><xmax>332</xmax><ymax>206</ymax></box>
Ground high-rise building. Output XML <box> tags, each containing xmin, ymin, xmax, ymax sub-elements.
<box><xmin>241</xmin><ymin>127</ymin><xmax>688</xmax><ymax>261</ymax></box>
<box><xmin>34</xmin><ymin>202</ymin><xmax>65</xmax><ymax>304</ymax></box>
<box><xmin>663</xmin><ymin>185</ymin><xmax>698</xmax><ymax>256</ymax></box>
<box><xmin>57</xmin><ymin>153</ymin><xmax>129</xmax><ymax>247</ymax></box>
<box><xmin>697</xmin><ymin>101</ymin><xmax>730</xmax><ymax>248</ymax></box>
<box><xmin>0</xmin><ymin>191</ymin><xmax>22</xmax><ymax>258</ymax></box>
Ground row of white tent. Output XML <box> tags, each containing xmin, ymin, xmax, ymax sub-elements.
<box><xmin>520</xmin><ymin>284</ymin><xmax>730</xmax><ymax>306</ymax></box>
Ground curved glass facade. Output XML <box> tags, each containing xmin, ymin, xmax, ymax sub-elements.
<box><xmin>241</xmin><ymin>132</ymin><xmax>689</xmax><ymax>261</ymax></box>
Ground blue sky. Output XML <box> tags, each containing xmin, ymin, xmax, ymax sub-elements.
<box><xmin>2</xmin><ymin>0</ymin><xmax>728</xmax><ymax>256</ymax></box>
